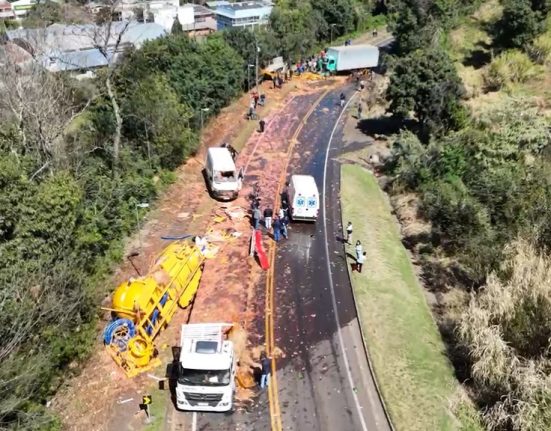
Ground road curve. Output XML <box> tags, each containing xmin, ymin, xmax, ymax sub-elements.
<box><xmin>272</xmin><ymin>86</ymin><xmax>392</xmax><ymax>431</ymax></box>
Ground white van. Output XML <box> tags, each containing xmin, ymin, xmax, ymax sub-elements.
<box><xmin>205</xmin><ymin>147</ymin><xmax>242</xmax><ymax>201</ymax></box>
<box><xmin>289</xmin><ymin>175</ymin><xmax>320</xmax><ymax>222</ymax></box>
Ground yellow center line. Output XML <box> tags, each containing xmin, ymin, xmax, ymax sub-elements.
<box><xmin>265</xmin><ymin>88</ymin><xmax>331</xmax><ymax>431</ymax></box>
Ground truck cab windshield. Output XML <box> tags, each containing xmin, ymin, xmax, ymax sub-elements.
<box><xmin>179</xmin><ymin>367</ymin><xmax>231</xmax><ymax>386</ymax></box>
<box><xmin>214</xmin><ymin>171</ymin><xmax>236</xmax><ymax>183</ymax></box>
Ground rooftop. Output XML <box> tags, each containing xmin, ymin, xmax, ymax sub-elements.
<box><xmin>217</xmin><ymin>1</ymin><xmax>272</xmax><ymax>11</ymax></box>
<box><xmin>208</xmin><ymin>147</ymin><xmax>236</xmax><ymax>172</ymax></box>
<box><xmin>7</xmin><ymin>22</ymin><xmax>166</xmax><ymax>52</ymax></box>
<box><xmin>189</xmin><ymin>3</ymin><xmax>215</xmax><ymax>16</ymax></box>
<box><xmin>6</xmin><ymin>22</ymin><xmax>166</xmax><ymax>71</ymax></box>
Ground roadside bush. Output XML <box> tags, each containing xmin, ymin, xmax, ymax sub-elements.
<box><xmin>459</xmin><ymin>240</ymin><xmax>551</xmax><ymax>430</ymax></box>
<box><xmin>421</xmin><ymin>178</ymin><xmax>493</xmax><ymax>252</ymax></box>
<box><xmin>530</xmin><ymin>31</ymin><xmax>551</xmax><ymax>64</ymax></box>
<box><xmin>484</xmin><ymin>50</ymin><xmax>539</xmax><ymax>90</ymax></box>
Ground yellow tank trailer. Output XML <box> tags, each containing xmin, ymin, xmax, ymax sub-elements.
<box><xmin>103</xmin><ymin>239</ymin><xmax>206</xmax><ymax>377</ymax></box>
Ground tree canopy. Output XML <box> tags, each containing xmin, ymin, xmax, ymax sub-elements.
<box><xmin>386</xmin><ymin>47</ymin><xmax>466</xmax><ymax>137</ymax></box>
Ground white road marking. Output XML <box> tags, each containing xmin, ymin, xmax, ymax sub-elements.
<box><xmin>191</xmin><ymin>412</ymin><xmax>197</xmax><ymax>431</ymax></box>
<box><xmin>322</xmin><ymin>92</ymin><xmax>370</xmax><ymax>431</ymax></box>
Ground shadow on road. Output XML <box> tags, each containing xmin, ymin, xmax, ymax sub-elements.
<box><xmin>165</xmin><ymin>346</ymin><xmax>180</xmax><ymax>407</ymax></box>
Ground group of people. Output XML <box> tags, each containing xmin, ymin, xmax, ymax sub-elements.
<box><xmin>251</xmin><ymin>184</ymin><xmax>291</xmax><ymax>242</ymax></box>
<box><xmin>345</xmin><ymin>222</ymin><xmax>367</xmax><ymax>273</ymax></box>
<box><xmin>251</xmin><ymin>201</ymin><xmax>290</xmax><ymax>241</ymax></box>
<box><xmin>292</xmin><ymin>47</ymin><xmax>336</xmax><ymax>76</ymax></box>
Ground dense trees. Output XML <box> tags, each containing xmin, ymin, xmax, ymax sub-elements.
<box><xmin>386</xmin><ymin>47</ymin><xmax>466</xmax><ymax>137</ymax></box>
<box><xmin>386</xmin><ymin>0</ymin><xmax>551</xmax><ymax>422</ymax></box>
<box><xmin>117</xmin><ymin>34</ymin><xmax>244</xmax><ymax>126</ymax></box>
<box><xmin>0</xmin><ymin>31</ymin><xmax>245</xmax><ymax>428</ymax></box>
<box><xmin>495</xmin><ymin>0</ymin><xmax>542</xmax><ymax>48</ymax></box>
<box><xmin>390</xmin><ymin>98</ymin><xmax>551</xmax><ymax>281</ymax></box>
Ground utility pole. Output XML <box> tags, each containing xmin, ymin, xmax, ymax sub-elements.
<box><xmin>330</xmin><ymin>23</ymin><xmax>336</xmax><ymax>44</ymax></box>
<box><xmin>200</xmin><ymin>107</ymin><xmax>210</xmax><ymax>130</ymax></box>
<box><xmin>247</xmin><ymin>64</ymin><xmax>254</xmax><ymax>92</ymax></box>
<box><xmin>255</xmin><ymin>41</ymin><xmax>260</xmax><ymax>94</ymax></box>
<box><xmin>253</xmin><ymin>33</ymin><xmax>260</xmax><ymax>94</ymax></box>
<box><xmin>134</xmin><ymin>202</ymin><xmax>149</xmax><ymax>248</ymax></box>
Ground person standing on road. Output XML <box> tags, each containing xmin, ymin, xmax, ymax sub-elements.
<box><xmin>273</xmin><ymin>217</ymin><xmax>282</xmax><ymax>241</ymax></box>
<box><xmin>252</xmin><ymin>206</ymin><xmax>261</xmax><ymax>230</ymax></box>
<box><xmin>281</xmin><ymin>219</ymin><xmax>288</xmax><ymax>239</ymax></box>
<box><xmin>355</xmin><ymin>240</ymin><xmax>363</xmax><ymax>260</ymax></box>
<box><xmin>357</xmin><ymin>103</ymin><xmax>363</xmax><ymax>119</ymax></box>
<box><xmin>260</xmin><ymin>353</ymin><xmax>272</xmax><ymax>389</ymax></box>
<box><xmin>281</xmin><ymin>184</ymin><xmax>290</xmax><ymax>208</ymax></box>
<box><xmin>356</xmin><ymin>252</ymin><xmax>367</xmax><ymax>273</ymax></box>
<box><xmin>259</xmin><ymin>118</ymin><xmax>266</xmax><ymax>133</ymax></box>
<box><xmin>264</xmin><ymin>207</ymin><xmax>273</xmax><ymax>230</ymax></box>
<box><xmin>339</xmin><ymin>92</ymin><xmax>346</xmax><ymax>108</ymax></box>
<box><xmin>280</xmin><ymin>204</ymin><xmax>289</xmax><ymax>225</ymax></box>
<box><xmin>346</xmin><ymin>222</ymin><xmax>353</xmax><ymax>243</ymax></box>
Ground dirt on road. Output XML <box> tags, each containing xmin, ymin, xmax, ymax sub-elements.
<box><xmin>51</xmin><ymin>75</ymin><xmax>344</xmax><ymax>431</ymax></box>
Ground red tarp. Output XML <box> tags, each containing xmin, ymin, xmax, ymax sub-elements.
<box><xmin>254</xmin><ymin>229</ymin><xmax>270</xmax><ymax>270</ymax></box>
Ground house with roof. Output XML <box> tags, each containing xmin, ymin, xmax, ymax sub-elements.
<box><xmin>0</xmin><ymin>0</ymin><xmax>15</xmax><ymax>19</ymax></box>
<box><xmin>211</xmin><ymin>1</ymin><xmax>273</xmax><ymax>30</ymax></box>
<box><xmin>183</xmin><ymin>3</ymin><xmax>217</xmax><ymax>35</ymax></box>
<box><xmin>5</xmin><ymin>21</ymin><xmax>166</xmax><ymax>72</ymax></box>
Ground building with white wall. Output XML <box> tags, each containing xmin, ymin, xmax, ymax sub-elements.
<box><xmin>0</xmin><ymin>0</ymin><xmax>15</xmax><ymax>20</ymax></box>
<box><xmin>213</xmin><ymin>1</ymin><xmax>273</xmax><ymax>30</ymax></box>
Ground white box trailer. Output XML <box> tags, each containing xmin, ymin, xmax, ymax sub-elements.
<box><xmin>326</xmin><ymin>44</ymin><xmax>379</xmax><ymax>72</ymax></box>
<box><xmin>289</xmin><ymin>175</ymin><xmax>319</xmax><ymax>222</ymax></box>
<box><xmin>176</xmin><ymin>323</ymin><xmax>235</xmax><ymax>412</ymax></box>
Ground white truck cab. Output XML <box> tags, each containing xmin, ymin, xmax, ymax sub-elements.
<box><xmin>204</xmin><ymin>148</ymin><xmax>242</xmax><ymax>201</ymax></box>
<box><xmin>176</xmin><ymin>323</ymin><xmax>235</xmax><ymax>412</ymax></box>
<box><xmin>289</xmin><ymin>175</ymin><xmax>320</xmax><ymax>222</ymax></box>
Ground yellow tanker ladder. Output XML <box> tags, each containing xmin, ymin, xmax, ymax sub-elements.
<box><xmin>102</xmin><ymin>239</ymin><xmax>206</xmax><ymax>377</ymax></box>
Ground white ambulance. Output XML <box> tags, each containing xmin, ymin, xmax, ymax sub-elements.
<box><xmin>288</xmin><ymin>175</ymin><xmax>320</xmax><ymax>222</ymax></box>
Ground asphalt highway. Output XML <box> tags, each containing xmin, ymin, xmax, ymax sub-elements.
<box><xmin>271</xmin><ymin>87</ymin><xmax>392</xmax><ymax>431</ymax></box>
<box><xmin>174</xmin><ymin>86</ymin><xmax>393</xmax><ymax>431</ymax></box>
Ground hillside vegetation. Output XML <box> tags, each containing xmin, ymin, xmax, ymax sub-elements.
<box><xmin>342</xmin><ymin>165</ymin><xmax>481</xmax><ymax>430</ymax></box>
<box><xmin>384</xmin><ymin>0</ymin><xmax>551</xmax><ymax>428</ymax></box>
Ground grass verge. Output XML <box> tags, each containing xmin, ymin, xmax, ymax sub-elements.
<box><xmin>340</xmin><ymin>164</ymin><xmax>482</xmax><ymax>431</ymax></box>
